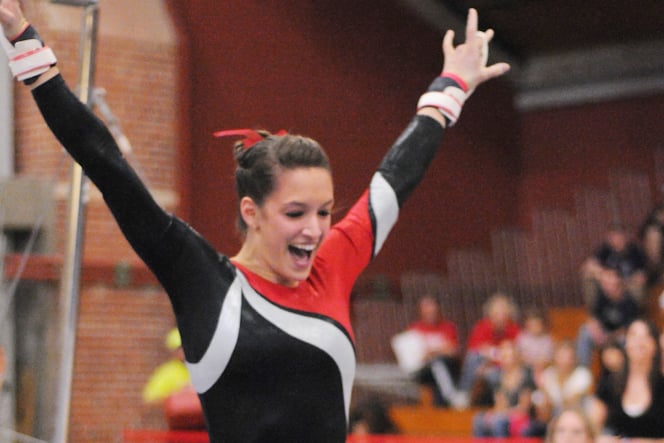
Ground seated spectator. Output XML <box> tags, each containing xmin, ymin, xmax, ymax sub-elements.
<box><xmin>471</xmin><ymin>340</ymin><xmax>540</xmax><ymax>437</ymax></box>
<box><xmin>590</xmin><ymin>319</ymin><xmax>664</xmax><ymax>441</ymax></box>
<box><xmin>597</xmin><ymin>340</ymin><xmax>625</xmax><ymax>385</ymax></box>
<box><xmin>517</xmin><ymin>307</ymin><xmax>554</xmax><ymax>383</ymax></box>
<box><xmin>581</xmin><ymin>221</ymin><xmax>647</xmax><ymax>304</ymax></box>
<box><xmin>576</xmin><ymin>266</ymin><xmax>641</xmax><ymax>367</ymax></box>
<box><xmin>391</xmin><ymin>294</ymin><xmax>464</xmax><ymax>408</ymax></box>
<box><xmin>458</xmin><ymin>292</ymin><xmax>521</xmax><ymax>396</ymax></box>
<box><xmin>348</xmin><ymin>396</ymin><xmax>399</xmax><ymax>436</ymax></box>
<box><xmin>639</xmin><ymin>204</ymin><xmax>664</xmax><ymax>287</ymax></box>
<box><xmin>142</xmin><ymin>328</ymin><xmax>204</xmax><ymax>430</ymax></box>
<box><xmin>537</xmin><ymin>340</ymin><xmax>593</xmax><ymax>419</ymax></box>
<box><xmin>545</xmin><ymin>408</ymin><xmax>596</xmax><ymax>443</ymax></box>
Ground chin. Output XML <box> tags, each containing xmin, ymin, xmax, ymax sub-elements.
<box><xmin>290</xmin><ymin>267</ymin><xmax>313</xmax><ymax>283</ymax></box>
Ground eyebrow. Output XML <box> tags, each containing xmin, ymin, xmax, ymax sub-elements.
<box><xmin>283</xmin><ymin>199</ymin><xmax>334</xmax><ymax>209</ymax></box>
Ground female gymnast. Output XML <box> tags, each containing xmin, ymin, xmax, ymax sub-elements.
<box><xmin>0</xmin><ymin>1</ymin><xmax>509</xmax><ymax>441</ymax></box>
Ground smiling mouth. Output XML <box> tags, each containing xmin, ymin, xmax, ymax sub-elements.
<box><xmin>288</xmin><ymin>245</ymin><xmax>315</xmax><ymax>260</ymax></box>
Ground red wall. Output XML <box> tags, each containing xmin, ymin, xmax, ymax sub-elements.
<box><xmin>517</xmin><ymin>94</ymin><xmax>664</xmax><ymax>225</ymax></box>
<box><xmin>169</xmin><ymin>0</ymin><xmax>521</xmax><ymax>279</ymax></box>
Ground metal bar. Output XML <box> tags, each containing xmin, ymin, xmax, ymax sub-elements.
<box><xmin>0</xmin><ymin>428</ymin><xmax>49</xmax><ymax>443</ymax></box>
<box><xmin>52</xmin><ymin>3</ymin><xmax>99</xmax><ymax>443</ymax></box>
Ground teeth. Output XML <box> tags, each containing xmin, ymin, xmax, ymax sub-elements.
<box><xmin>293</xmin><ymin>244</ymin><xmax>315</xmax><ymax>251</ymax></box>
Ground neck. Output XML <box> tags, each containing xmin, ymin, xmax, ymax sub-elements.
<box><xmin>232</xmin><ymin>244</ymin><xmax>299</xmax><ymax>288</ymax></box>
<box><xmin>557</xmin><ymin>366</ymin><xmax>573</xmax><ymax>377</ymax></box>
<box><xmin>231</xmin><ymin>242</ymin><xmax>254</xmax><ymax>268</ymax></box>
<box><xmin>629</xmin><ymin>359</ymin><xmax>652</xmax><ymax>376</ymax></box>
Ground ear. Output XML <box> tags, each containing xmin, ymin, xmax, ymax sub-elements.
<box><xmin>239</xmin><ymin>196</ymin><xmax>259</xmax><ymax>229</ymax></box>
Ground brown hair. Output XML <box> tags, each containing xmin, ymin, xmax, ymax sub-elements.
<box><xmin>233</xmin><ymin>131</ymin><xmax>331</xmax><ymax>233</ymax></box>
<box><xmin>615</xmin><ymin>318</ymin><xmax>663</xmax><ymax>397</ymax></box>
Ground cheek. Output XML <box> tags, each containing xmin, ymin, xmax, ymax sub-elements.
<box><xmin>322</xmin><ymin>219</ymin><xmax>332</xmax><ymax>236</ymax></box>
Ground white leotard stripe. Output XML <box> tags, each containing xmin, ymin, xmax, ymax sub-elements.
<box><xmin>186</xmin><ymin>276</ymin><xmax>243</xmax><ymax>393</ymax></box>
<box><xmin>370</xmin><ymin>172</ymin><xmax>399</xmax><ymax>256</ymax></box>
<box><xmin>238</xmin><ymin>271</ymin><xmax>356</xmax><ymax>421</ymax></box>
<box><xmin>185</xmin><ymin>270</ymin><xmax>357</xmax><ymax>422</ymax></box>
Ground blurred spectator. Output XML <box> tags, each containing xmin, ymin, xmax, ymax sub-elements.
<box><xmin>581</xmin><ymin>222</ymin><xmax>647</xmax><ymax>304</ymax></box>
<box><xmin>517</xmin><ymin>307</ymin><xmax>554</xmax><ymax>383</ymax></box>
<box><xmin>545</xmin><ymin>408</ymin><xmax>596</xmax><ymax>443</ymax></box>
<box><xmin>471</xmin><ymin>340</ymin><xmax>540</xmax><ymax>437</ymax></box>
<box><xmin>143</xmin><ymin>328</ymin><xmax>204</xmax><ymax>430</ymax></box>
<box><xmin>394</xmin><ymin>294</ymin><xmax>464</xmax><ymax>407</ymax></box>
<box><xmin>576</xmin><ymin>267</ymin><xmax>640</xmax><ymax>367</ymax></box>
<box><xmin>590</xmin><ymin>319</ymin><xmax>664</xmax><ymax>441</ymax></box>
<box><xmin>639</xmin><ymin>204</ymin><xmax>664</xmax><ymax>287</ymax></box>
<box><xmin>537</xmin><ymin>340</ymin><xmax>593</xmax><ymax>420</ymax></box>
<box><xmin>596</xmin><ymin>340</ymin><xmax>625</xmax><ymax>387</ymax></box>
<box><xmin>458</xmin><ymin>292</ymin><xmax>521</xmax><ymax>396</ymax></box>
<box><xmin>348</xmin><ymin>396</ymin><xmax>399</xmax><ymax>436</ymax></box>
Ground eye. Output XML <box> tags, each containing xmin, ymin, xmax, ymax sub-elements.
<box><xmin>318</xmin><ymin>209</ymin><xmax>331</xmax><ymax>217</ymax></box>
<box><xmin>285</xmin><ymin>211</ymin><xmax>304</xmax><ymax>218</ymax></box>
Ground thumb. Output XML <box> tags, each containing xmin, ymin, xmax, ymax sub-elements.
<box><xmin>482</xmin><ymin>62</ymin><xmax>511</xmax><ymax>82</ymax></box>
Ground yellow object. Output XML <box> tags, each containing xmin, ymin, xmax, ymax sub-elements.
<box><xmin>142</xmin><ymin>359</ymin><xmax>191</xmax><ymax>404</ymax></box>
<box><xmin>165</xmin><ymin>328</ymin><xmax>182</xmax><ymax>351</ymax></box>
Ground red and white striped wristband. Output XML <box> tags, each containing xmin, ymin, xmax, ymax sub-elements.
<box><xmin>7</xmin><ymin>39</ymin><xmax>57</xmax><ymax>82</ymax></box>
<box><xmin>417</xmin><ymin>74</ymin><xmax>469</xmax><ymax>126</ymax></box>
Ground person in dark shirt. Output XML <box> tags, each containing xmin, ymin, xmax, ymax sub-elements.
<box><xmin>576</xmin><ymin>267</ymin><xmax>640</xmax><ymax>367</ymax></box>
<box><xmin>581</xmin><ymin>222</ymin><xmax>647</xmax><ymax>304</ymax></box>
<box><xmin>590</xmin><ymin>319</ymin><xmax>664</xmax><ymax>442</ymax></box>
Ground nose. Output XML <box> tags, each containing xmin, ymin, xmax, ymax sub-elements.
<box><xmin>302</xmin><ymin>214</ymin><xmax>325</xmax><ymax>239</ymax></box>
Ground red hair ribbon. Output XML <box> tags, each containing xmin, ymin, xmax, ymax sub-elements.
<box><xmin>213</xmin><ymin>128</ymin><xmax>288</xmax><ymax>150</ymax></box>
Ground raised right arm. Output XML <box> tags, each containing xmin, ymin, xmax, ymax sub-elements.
<box><xmin>1</xmin><ymin>1</ymin><xmax>176</xmax><ymax>257</ymax></box>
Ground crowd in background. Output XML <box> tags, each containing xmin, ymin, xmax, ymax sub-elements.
<box><xmin>360</xmin><ymin>206</ymin><xmax>664</xmax><ymax>441</ymax></box>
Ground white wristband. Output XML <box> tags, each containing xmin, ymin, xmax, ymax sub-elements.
<box><xmin>8</xmin><ymin>39</ymin><xmax>57</xmax><ymax>82</ymax></box>
<box><xmin>417</xmin><ymin>87</ymin><xmax>468</xmax><ymax>126</ymax></box>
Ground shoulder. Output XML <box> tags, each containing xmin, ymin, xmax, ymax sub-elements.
<box><xmin>473</xmin><ymin>318</ymin><xmax>491</xmax><ymax>329</ymax></box>
<box><xmin>507</xmin><ymin>321</ymin><xmax>521</xmax><ymax>335</ymax></box>
<box><xmin>441</xmin><ymin>320</ymin><xmax>458</xmax><ymax>330</ymax></box>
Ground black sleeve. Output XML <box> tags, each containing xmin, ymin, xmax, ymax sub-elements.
<box><xmin>31</xmin><ymin>74</ymin><xmax>174</xmax><ymax>265</ymax></box>
<box><xmin>377</xmin><ymin>114</ymin><xmax>445</xmax><ymax>207</ymax></box>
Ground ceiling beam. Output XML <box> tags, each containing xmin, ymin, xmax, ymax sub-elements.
<box><xmin>516</xmin><ymin>39</ymin><xmax>664</xmax><ymax>110</ymax></box>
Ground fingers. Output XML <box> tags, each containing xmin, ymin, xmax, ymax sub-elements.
<box><xmin>442</xmin><ymin>29</ymin><xmax>455</xmax><ymax>55</ymax></box>
<box><xmin>482</xmin><ymin>62</ymin><xmax>511</xmax><ymax>81</ymax></box>
<box><xmin>477</xmin><ymin>31</ymin><xmax>489</xmax><ymax>66</ymax></box>
<box><xmin>464</xmin><ymin>8</ymin><xmax>478</xmax><ymax>43</ymax></box>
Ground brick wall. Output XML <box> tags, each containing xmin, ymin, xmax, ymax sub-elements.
<box><xmin>12</xmin><ymin>2</ymin><xmax>181</xmax><ymax>442</ymax></box>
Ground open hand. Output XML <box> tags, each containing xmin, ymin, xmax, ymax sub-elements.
<box><xmin>441</xmin><ymin>8</ymin><xmax>510</xmax><ymax>91</ymax></box>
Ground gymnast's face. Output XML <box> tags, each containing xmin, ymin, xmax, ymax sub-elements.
<box><xmin>243</xmin><ymin>166</ymin><xmax>333</xmax><ymax>287</ymax></box>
